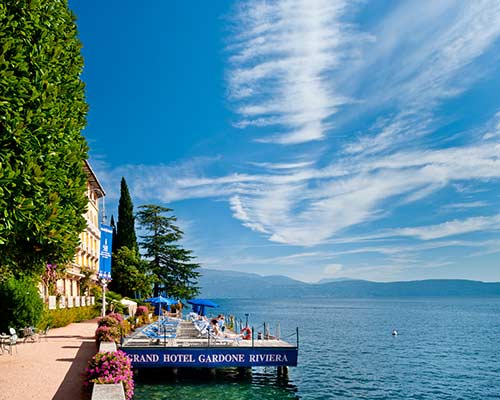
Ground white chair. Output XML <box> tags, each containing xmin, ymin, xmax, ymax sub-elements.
<box><xmin>6</xmin><ymin>328</ymin><xmax>18</xmax><ymax>355</ymax></box>
<box><xmin>38</xmin><ymin>326</ymin><xmax>50</xmax><ymax>342</ymax></box>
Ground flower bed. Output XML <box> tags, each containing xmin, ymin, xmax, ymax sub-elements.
<box><xmin>84</xmin><ymin>350</ymin><xmax>134</xmax><ymax>400</ymax></box>
<box><xmin>95</xmin><ymin>313</ymin><xmax>130</xmax><ymax>345</ymax></box>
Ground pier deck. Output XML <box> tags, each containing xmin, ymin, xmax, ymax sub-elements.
<box><xmin>121</xmin><ymin>321</ymin><xmax>298</xmax><ymax>368</ymax></box>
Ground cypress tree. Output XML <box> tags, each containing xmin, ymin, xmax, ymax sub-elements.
<box><xmin>110</xmin><ymin>214</ymin><xmax>117</xmax><ymax>255</ymax></box>
<box><xmin>0</xmin><ymin>1</ymin><xmax>89</xmax><ymax>277</ymax></box>
<box><xmin>115</xmin><ymin>177</ymin><xmax>138</xmax><ymax>253</ymax></box>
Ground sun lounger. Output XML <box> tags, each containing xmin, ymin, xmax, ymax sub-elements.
<box><xmin>193</xmin><ymin>320</ymin><xmax>210</xmax><ymax>337</ymax></box>
<box><xmin>208</xmin><ymin>331</ymin><xmax>241</xmax><ymax>346</ymax></box>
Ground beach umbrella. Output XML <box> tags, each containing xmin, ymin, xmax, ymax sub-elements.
<box><xmin>145</xmin><ymin>296</ymin><xmax>177</xmax><ymax>315</ymax></box>
<box><xmin>120</xmin><ymin>299</ymin><xmax>137</xmax><ymax>317</ymax></box>
<box><xmin>187</xmin><ymin>299</ymin><xmax>219</xmax><ymax>316</ymax></box>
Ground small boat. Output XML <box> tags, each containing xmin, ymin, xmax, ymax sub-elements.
<box><xmin>392</xmin><ymin>329</ymin><xmax>398</xmax><ymax>336</ymax></box>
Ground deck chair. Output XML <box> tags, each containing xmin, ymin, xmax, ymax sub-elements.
<box><xmin>143</xmin><ymin>329</ymin><xmax>176</xmax><ymax>345</ymax></box>
<box><xmin>208</xmin><ymin>330</ymin><xmax>241</xmax><ymax>346</ymax></box>
<box><xmin>38</xmin><ymin>326</ymin><xmax>49</xmax><ymax>342</ymax></box>
<box><xmin>194</xmin><ymin>320</ymin><xmax>210</xmax><ymax>337</ymax></box>
<box><xmin>144</xmin><ymin>330</ymin><xmax>176</xmax><ymax>340</ymax></box>
<box><xmin>6</xmin><ymin>328</ymin><xmax>18</xmax><ymax>355</ymax></box>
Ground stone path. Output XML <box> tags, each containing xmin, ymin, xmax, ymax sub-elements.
<box><xmin>0</xmin><ymin>319</ymin><xmax>98</xmax><ymax>400</ymax></box>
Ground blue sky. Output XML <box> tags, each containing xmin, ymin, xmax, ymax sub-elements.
<box><xmin>70</xmin><ymin>0</ymin><xmax>500</xmax><ymax>282</ymax></box>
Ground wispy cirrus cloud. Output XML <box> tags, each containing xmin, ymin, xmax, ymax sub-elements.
<box><xmin>349</xmin><ymin>0</ymin><xmax>500</xmax><ymax>109</ymax></box>
<box><xmin>95</xmin><ymin>1</ymin><xmax>500</xmax><ymax>282</ymax></box>
<box><xmin>388</xmin><ymin>214</ymin><xmax>500</xmax><ymax>241</ymax></box>
<box><xmin>228</xmin><ymin>0</ymin><xmax>365</xmax><ymax>144</ymax></box>
<box><xmin>95</xmin><ymin>133</ymin><xmax>500</xmax><ymax>247</ymax></box>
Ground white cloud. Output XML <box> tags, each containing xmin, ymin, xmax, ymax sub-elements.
<box><xmin>228</xmin><ymin>0</ymin><xmax>362</xmax><ymax>144</ymax></box>
<box><xmin>389</xmin><ymin>214</ymin><xmax>500</xmax><ymax>240</ymax></box>
<box><xmin>94</xmin><ymin>2</ymin><xmax>500</xmax><ymax>261</ymax></box>
<box><xmin>324</xmin><ymin>263</ymin><xmax>343</xmax><ymax>275</ymax></box>
<box><xmin>249</xmin><ymin>161</ymin><xmax>314</xmax><ymax>170</ymax></box>
<box><xmin>442</xmin><ymin>201</ymin><xmax>489</xmax><ymax>210</ymax></box>
<box><xmin>95</xmin><ymin>137</ymin><xmax>500</xmax><ymax>247</ymax></box>
<box><xmin>355</xmin><ymin>0</ymin><xmax>500</xmax><ymax>108</ymax></box>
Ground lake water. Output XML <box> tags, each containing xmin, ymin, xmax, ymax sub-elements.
<box><xmin>134</xmin><ymin>298</ymin><xmax>500</xmax><ymax>399</ymax></box>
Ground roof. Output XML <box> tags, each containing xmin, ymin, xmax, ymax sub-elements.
<box><xmin>83</xmin><ymin>160</ymin><xmax>105</xmax><ymax>197</ymax></box>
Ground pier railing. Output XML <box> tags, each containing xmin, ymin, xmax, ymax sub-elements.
<box><xmin>209</xmin><ymin>314</ymin><xmax>299</xmax><ymax>348</ymax></box>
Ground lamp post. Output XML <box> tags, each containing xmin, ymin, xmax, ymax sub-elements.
<box><xmin>93</xmin><ymin>187</ymin><xmax>107</xmax><ymax>317</ymax></box>
<box><xmin>101</xmin><ymin>278</ymin><xmax>108</xmax><ymax>317</ymax></box>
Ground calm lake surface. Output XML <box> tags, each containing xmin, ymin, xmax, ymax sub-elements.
<box><xmin>134</xmin><ymin>298</ymin><xmax>500</xmax><ymax>399</ymax></box>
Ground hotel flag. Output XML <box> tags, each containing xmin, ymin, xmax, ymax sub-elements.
<box><xmin>98</xmin><ymin>224</ymin><xmax>113</xmax><ymax>280</ymax></box>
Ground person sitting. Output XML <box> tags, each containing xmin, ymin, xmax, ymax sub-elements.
<box><xmin>210</xmin><ymin>319</ymin><xmax>242</xmax><ymax>339</ymax></box>
<box><xmin>217</xmin><ymin>314</ymin><xmax>226</xmax><ymax>332</ymax></box>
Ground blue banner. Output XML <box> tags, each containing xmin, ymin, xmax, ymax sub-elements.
<box><xmin>98</xmin><ymin>224</ymin><xmax>113</xmax><ymax>280</ymax></box>
<box><xmin>122</xmin><ymin>347</ymin><xmax>298</xmax><ymax>368</ymax></box>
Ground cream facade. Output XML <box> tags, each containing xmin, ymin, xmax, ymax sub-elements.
<box><xmin>43</xmin><ymin>160</ymin><xmax>105</xmax><ymax>301</ymax></box>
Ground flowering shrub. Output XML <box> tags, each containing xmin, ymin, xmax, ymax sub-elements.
<box><xmin>121</xmin><ymin>319</ymin><xmax>131</xmax><ymax>335</ymax></box>
<box><xmin>107</xmin><ymin>312</ymin><xmax>124</xmax><ymax>323</ymax></box>
<box><xmin>84</xmin><ymin>350</ymin><xmax>134</xmax><ymax>400</ymax></box>
<box><xmin>135</xmin><ymin>306</ymin><xmax>148</xmax><ymax>317</ymax></box>
<box><xmin>134</xmin><ymin>306</ymin><xmax>150</xmax><ymax>327</ymax></box>
<box><xmin>95</xmin><ymin>313</ymin><xmax>130</xmax><ymax>344</ymax></box>
<box><xmin>95</xmin><ymin>325</ymin><xmax>120</xmax><ymax>344</ymax></box>
<box><xmin>98</xmin><ymin>315</ymin><xmax>120</xmax><ymax>328</ymax></box>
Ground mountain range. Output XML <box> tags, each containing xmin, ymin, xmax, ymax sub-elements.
<box><xmin>197</xmin><ymin>268</ymin><xmax>500</xmax><ymax>298</ymax></box>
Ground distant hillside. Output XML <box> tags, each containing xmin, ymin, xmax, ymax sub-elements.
<box><xmin>198</xmin><ymin>268</ymin><xmax>500</xmax><ymax>298</ymax></box>
<box><xmin>317</xmin><ymin>277</ymin><xmax>357</xmax><ymax>284</ymax></box>
<box><xmin>198</xmin><ymin>268</ymin><xmax>307</xmax><ymax>298</ymax></box>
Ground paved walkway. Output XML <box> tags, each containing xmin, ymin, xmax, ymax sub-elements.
<box><xmin>0</xmin><ymin>319</ymin><xmax>99</xmax><ymax>400</ymax></box>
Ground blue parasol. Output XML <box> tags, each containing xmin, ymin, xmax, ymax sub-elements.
<box><xmin>187</xmin><ymin>298</ymin><xmax>219</xmax><ymax>316</ymax></box>
<box><xmin>145</xmin><ymin>296</ymin><xmax>177</xmax><ymax>315</ymax></box>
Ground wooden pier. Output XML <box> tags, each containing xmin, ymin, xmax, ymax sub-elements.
<box><xmin>121</xmin><ymin>320</ymin><xmax>298</xmax><ymax>370</ymax></box>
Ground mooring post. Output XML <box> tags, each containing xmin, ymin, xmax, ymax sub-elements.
<box><xmin>238</xmin><ymin>367</ymin><xmax>252</xmax><ymax>378</ymax></box>
<box><xmin>277</xmin><ymin>365</ymin><xmax>289</xmax><ymax>379</ymax></box>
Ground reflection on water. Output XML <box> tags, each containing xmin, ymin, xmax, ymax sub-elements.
<box><xmin>134</xmin><ymin>367</ymin><xmax>299</xmax><ymax>400</ymax></box>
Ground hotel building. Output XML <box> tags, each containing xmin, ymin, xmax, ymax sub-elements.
<box><xmin>41</xmin><ymin>160</ymin><xmax>105</xmax><ymax>302</ymax></box>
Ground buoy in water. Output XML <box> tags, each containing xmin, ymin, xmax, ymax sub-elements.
<box><xmin>392</xmin><ymin>330</ymin><xmax>398</xmax><ymax>336</ymax></box>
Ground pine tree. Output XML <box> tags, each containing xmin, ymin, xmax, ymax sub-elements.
<box><xmin>137</xmin><ymin>204</ymin><xmax>200</xmax><ymax>299</ymax></box>
<box><xmin>115</xmin><ymin>177</ymin><xmax>137</xmax><ymax>253</ymax></box>
<box><xmin>0</xmin><ymin>1</ymin><xmax>88</xmax><ymax>277</ymax></box>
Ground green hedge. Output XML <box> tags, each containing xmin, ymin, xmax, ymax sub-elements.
<box><xmin>38</xmin><ymin>306</ymin><xmax>100</xmax><ymax>330</ymax></box>
<box><xmin>0</xmin><ymin>276</ymin><xmax>44</xmax><ymax>332</ymax></box>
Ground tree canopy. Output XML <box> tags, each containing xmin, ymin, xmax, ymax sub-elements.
<box><xmin>0</xmin><ymin>0</ymin><xmax>89</xmax><ymax>277</ymax></box>
<box><xmin>111</xmin><ymin>246</ymin><xmax>152</xmax><ymax>299</ymax></box>
<box><xmin>137</xmin><ymin>204</ymin><xmax>200</xmax><ymax>299</ymax></box>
